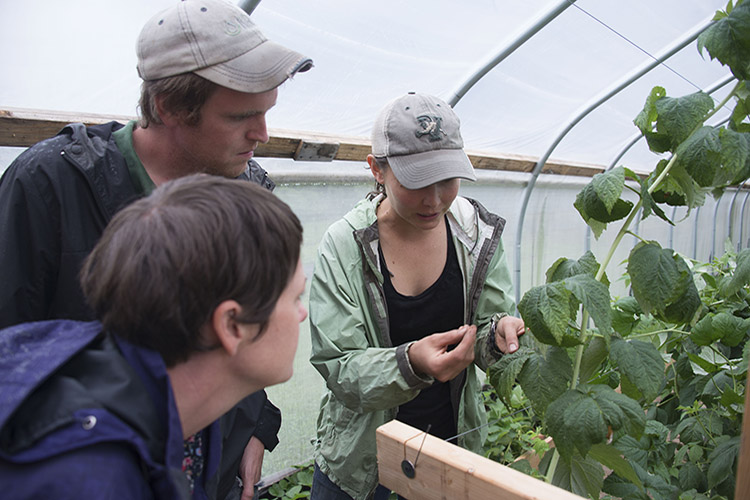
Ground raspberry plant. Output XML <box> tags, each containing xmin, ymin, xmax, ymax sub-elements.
<box><xmin>489</xmin><ymin>2</ymin><xmax>750</xmax><ymax>498</ymax></box>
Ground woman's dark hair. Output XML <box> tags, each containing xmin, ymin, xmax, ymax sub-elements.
<box><xmin>138</xmin><ymin>73</ymin><xmax>218</xmax><ymax>128</ymax></box>
<box><xmin>367</xmin><ymin>156</ymin><xmax>389</xmax><ymax>200</ymax></box>
<box><xmin>80</xmin><ymin>174</ymin><xmax>303</xmax><ymax>366</ymax></box>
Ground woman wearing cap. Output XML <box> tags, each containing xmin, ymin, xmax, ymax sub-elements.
<box><xmin>308</xmin><ymin>93</ymin><xmax>525</xmax><ymax>500</ymax></box>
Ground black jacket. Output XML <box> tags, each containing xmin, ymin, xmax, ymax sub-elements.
<box><xmin>0</xmin><ymin>121</ymin><xmax>280</xmax><ymax>499</ymax></box>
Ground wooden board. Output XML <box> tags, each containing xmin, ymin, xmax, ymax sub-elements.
<box><xmin>376</xmin><ymin>420</ymin><xmax>584</xmax><ymax>500</ymax></box>
<box><xmin>0</xmin><ymin>107</ymin><xmax>606</xmax><ymax>178</ymax></box>
<box><xmin>735</xmin><ymin>369</ymin><xmax>750</xmax><ymax>498</ymax></box>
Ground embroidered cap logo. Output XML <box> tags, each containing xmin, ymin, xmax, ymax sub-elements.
<box><xmin>415</xmin><ymin>115</ymin><xmax>446</xmax><ymax>142</ymax></box>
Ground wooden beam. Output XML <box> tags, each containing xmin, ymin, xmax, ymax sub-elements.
<box><xmin>736</xmin><ymin>369</ymin><xmax>750</xmax><ymax>498</ymax></box>
<box><xmin>0</xmin><ymin>106</ymin><xmax>605</xmax><ymax>178</ymax></box>
<box><xmin>376</xmin><ymin>420</ymin><xmax>584</xmax><ymax>500</ymax></box>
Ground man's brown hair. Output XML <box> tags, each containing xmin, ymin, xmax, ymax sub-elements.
<box><xmin>80</xmin><ymin>174</ymin><xmax>303</xmax><ymax>366</ymax></box>
<box><xmin>138</xmin><ymin>73</ymin><xmax>217</xmax><ymax>128</ymax></box>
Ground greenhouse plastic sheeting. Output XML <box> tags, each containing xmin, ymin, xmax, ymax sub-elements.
<box><xmin>0</xmin><ymin>0</ymin><xmax>731</xmax><ymax>171</ymax></box>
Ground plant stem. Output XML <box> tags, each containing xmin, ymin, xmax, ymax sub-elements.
<box><xmin>545</xmin><ymin>447</ymin><xmax>561</xmax><ymax>484</ymax></box>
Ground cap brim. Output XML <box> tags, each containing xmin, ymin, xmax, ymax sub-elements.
<box><xmin>388</xmin><ymin>149</ymin><xmax>476</xmax><ymax>189</ymax></box>
<box><xmin>194</xmin><ymin>39</ymin><xmax>312</xmax><ymax>93</ymax></box>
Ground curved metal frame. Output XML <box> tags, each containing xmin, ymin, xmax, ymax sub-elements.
<box><xmin>447</xmin><ymin>0</ymin><xmax>577</xmax><ymax>107</ymax></box>
<box><xmin>509</xmin><ymin>19</ymin><xmax>714</xmax><ymax>303</ymax></box>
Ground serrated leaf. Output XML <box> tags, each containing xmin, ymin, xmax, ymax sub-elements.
<box><xmin>669</xmin><ymin>162</ymin><xmax>708</xmax><ymax>210</ymax></box>
<box><xmin>579</xmin><ymin>182</ymin><xmax>634</xmax><ymax>223</ymax></box>
<box><xmin>641</xmin><ymin>180</ymin><xmax>675</xmax><ymax>224</ymax></box>
<box><xmin>562</xmin><ymin>274</ymin><xmax>613</xmax><ymax>339</ymax></box>
<box><xmin>712</xmin><ymin>311</ymin><xmax>750</xmax><ymax>346</ymax></box>
<box><xmin>697</xmin><ymin>0</ymin><xmax>750</xmax><ymax>80</ymax></box>
<box><xmin>592</xmin><ymin>166</ymin><xmax>626</xmax><ymax>212</ymax></box>
<box><xmin>546</xmin><ymin>250</ymin><xmax>603</xmax><ymax>284</ymax></box>
<box><xmin>722</xmin><ymin>247</ymin><xmax>750</xmax><ymax>295</ymax></box>
<box><xmin>610</xmin><ymin>338</ymin><xmax>666</xmax><ymax>401</ymax></box>
<box><xmin>487</xmin><ymin>347</ymin><xmax>533</xmax><ymax>405</ymax></box>
<box><xmin>589</xmin><ymin>443</ymin><xmax>644</xmax><ymax>491</ymax></box>
<box><xmin>628</xmin><ymin>242</ymin><xmax>692</xmax><ymax>314</ymax></box>
<box><xmin>580</xmin><ymin>336</ymin><xmax>609</xmax><ymax>383</ymax></box>
<box><xmin>549</xmin><ymin>451</ymin><xmax>605</xmax><ymax>499</ymax></box>
<box><xmin>707</xmin><ymin>436</ymin><xmax>740</xmax><ymax>488</ymax></box>
<box><xmin>656</xmin><ymin>92</ymin><xmax>715</xmax><ymax>149</ymax></box>
<box><xmin>546</xmin><ymin>384</ymin><xmax>645</xmax><ymax>460</ymax></box>
<box><xmin>517</xmin><ymin>347</ymin><xmax>572</xmax><ymax>416</ymax></box>
<box><xmin>518</xmin><ymin>282</ymin><xmax>574</xmax><ymax>346</ymax></box>
<box><xmin>717</xmin><ymin>128</ymin><xmax>750</xmax><ymax>186</ymax></box>
<box><xmin>729</xmin><ymin>96</ymin><xmax>750</xmax><ymax>132</ymax></box>
<box><xmin>678</xmin><ymin>462</ymin><xmax>708</xmax><ymax>493</ymax></box>
<box><xmin>614</xmin><ymin>435</ymin><xmax>649</xmax><ymax>468</ymax></box>
<box><xmin>676</xmin><ymin>126</ymin><xmax>723</xmax><ymax>187</ymax></box>
<box><xmin>657</xmin><ymin>278</ymin><xmax>702</xmax><ymax>325</ymax></box>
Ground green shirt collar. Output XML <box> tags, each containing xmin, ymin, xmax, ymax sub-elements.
<box><xmin>112</xmin><ymin>120</ymin><xmax>155</xmax><ymax>196</ymax></box>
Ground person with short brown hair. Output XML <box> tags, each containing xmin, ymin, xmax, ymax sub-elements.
<box><xmin>0</xmin><ymin>174</ymin><xmax>307</xmax><ymax>500</ymax></box>
<box><xmin>0</xmin><ymin>1</ymin><xmax>312</xmax><ymax>498</ymax></box>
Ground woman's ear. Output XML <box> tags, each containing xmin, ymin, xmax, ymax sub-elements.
<box><xmin>367</xmin><ymin>154</ymin><xmax>385</xmax><ymax>184</ymax></box>
<box><xmin>210</xmin><ymin>300</ymin><xmax>245</xmax><ymax>356</ymax></box>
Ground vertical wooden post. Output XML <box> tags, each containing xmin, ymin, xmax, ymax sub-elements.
<box><xmin>735</xmin><ymin>369</ymin><xmax>750</xmax><ymax>497</ymax></box>
<box><xmin>376</xmin><ymin>420</ymin><xmax>584</xmax><ymax>500</ymax></box>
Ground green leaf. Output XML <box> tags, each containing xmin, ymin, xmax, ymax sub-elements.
<box><xmin>675</xmin><ymin>126</ymin><xmax>722</xmax><ymax>187</ymax></box>
<box><xmin>562</xmin><ymin>274</ymin><xmax>613</xmax><ymax>339</ymax></box>
<box><xmin>692</xmin><ymin>311</ymin><xmax>750</xmax><ymax>347</ymax></box>
<box><xmin>628</xmin><ymin>242</ymin><xmax>690</xmax><ymax>312</ymax></box>
<box><xmin>575</xmin><ymin>182</ymin><xmax>634</xmax><ymax>224</ymax></box>
<box><xmin>656</xmin><ymin>92</ymin><xmax>715</xmax><ymax>149</ymax></box>
<box><xmin>487</xmin><ymin>347</ymin><xmax>533</xmax><ymax>405</ymax></box>
<box><xmin>593</xmin><ymin>166</ymin><xmax>626</xmax><ymax>213</ymax></box>
<box><xmin>697</xmin><ymin>0</ymin><xmax>750</xmax><ymax>80</ymax></box>
<box><xmin>548</xmin><ymin>451</ymin><xmax>605</xmax><ymax>499</ymax></box>
<box><xmin>518</xmin><ymin>282</ymin><xmax>574</xmax><ymax>346</ymax></box>
<box><xmin>717</xmin><ymin>128</ymin><xmax>750</xmax><ymax>186</ymax></box>
<box><xmin>517</xmin><ymin>347</ymin><xmax>572</xmax><ymax>416</ymax></box>
<box><xmin>589</xmin><ymin>442</ymin><xmax>644</xmax><ymax>491</ymax></box>
<box><xmin>678</xmin><ymin>462</ymin><xmax>707</xmax><ymax>492</ymax></box>
<box><xmin>713</xmin><ymin>312</ymin><xmax>750</xmax><ymax>346</ymax></box>
<box><xmin>545</xmin><ymin>384</ymin><xmax>645</xmax><ymax>460</ymax></box>
<box><xmin>667</xmin><ymin>162</ymin><xmax>708</xmax><ymax>210</ymax></box>
<box><xmin>545</xmin><ymin>250</ymin><xmax>604</xmax><ymax>284</ymax></box>
<box><xmin>729</xmin><ymin>95</ymin><xmax>750</xmax><ymax>133</ymax></box>
<box><xmin>641</xmin><ymin>180</ymin><xmax>674</xmax><ymax>224</ymax></box>
<box><xmin>579</xmin><ymin>336</ymin><xmax>609</xmax><ymax>383</ymax></box>
<box><xmin>707</xmin><ymin>436</ymin><xmax>740</xmax><ymax>488</ymax></box>
<box><xmin>610</xmin><ymin>338</ymin><xmax>666</xmax><ymax>401</ymax></box>
<box><xmin>722</xmin><ymin>247</ymin><xmax>750</xmax><ymax>295</ymax></box>
<box><xmin>628</xmin><ymin>242</ymin><xmax>701</xmax><ymax>324</ymax></box>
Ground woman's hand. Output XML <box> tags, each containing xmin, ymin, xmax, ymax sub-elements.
<box><xmin>408</xmin><ymin>325</ymin><xmax>476</xmax><ymax>382</ymax></box>
<box><xmin>494</xmin><ymin>315</ymin><xmax>526</xmax><ymax>354</ymax></box>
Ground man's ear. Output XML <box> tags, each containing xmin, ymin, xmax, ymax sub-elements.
<box><xmin>210</xmin><ymin>300</ymin><xmax>245</xmax><ymax>356</ymax></box>
<box><xmin>367</xmin><ymin>154</ymin><xmax>385</xmax><ymax>184</ymax></box>
<box><xmin>154</xmin><ymin>94</ymin><xmax>180</xmax><ymax>127</ymax></box>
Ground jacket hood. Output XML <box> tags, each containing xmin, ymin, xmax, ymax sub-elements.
<box><xmin>0</xmin><ymin>321</ymin><xmax>164</xmax><ymax>461</ymax></box>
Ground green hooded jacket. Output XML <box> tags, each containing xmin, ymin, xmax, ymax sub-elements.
<box><xmin>309</xmin><ymin>194</ymin><xmax>516</xmax><ymax>499</ymax></box>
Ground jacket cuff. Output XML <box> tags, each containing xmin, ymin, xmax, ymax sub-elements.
<box><xmin>396</xmin><ymin>342</ymin><xmax>433</xmax><ymax>389</ymax></box>
<box><xmin>253</xmin><ymin>398</ymin><xmax>281</xmax><ymax>451</ymax></box>
<box><xmin>487</xmin><ymin>312</ymin><xmax>509</xmax><ymax>358</ymax></box>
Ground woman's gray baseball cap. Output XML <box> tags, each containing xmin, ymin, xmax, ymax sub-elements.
<box><xmin>371</xmin><ymin>92</ymin><xmax>476</xmax><ymax>189</ymax></box>
<box><xmin>136</xmin><ymin>0</ymin><xmax>313</xmax><ymax>93</ymax></box>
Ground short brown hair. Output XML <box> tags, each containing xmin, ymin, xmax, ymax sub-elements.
<box><xmin>80</xmin><ymin>174</ymin><xmax>303</xmax><ymax>366</ymax></box>
<box><xmin>138</xmin><ymin>73</ymin><xmax>218</xmax><ymax>128</ymax></box>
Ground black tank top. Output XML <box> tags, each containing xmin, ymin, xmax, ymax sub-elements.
<box><xmin>379</xmin><ymin>217</ymin><xmax>464</xmax><ymax>439</ymax></box>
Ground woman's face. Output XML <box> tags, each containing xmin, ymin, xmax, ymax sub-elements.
<box><xmin>373</xmin><ymin>159</ymin><xmax>460</xmax><ymax>231</ymax></box>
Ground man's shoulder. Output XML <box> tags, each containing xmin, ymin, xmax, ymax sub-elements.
<box><xmin>4</xmin><ymin>121</ymin><xmax>124</xmax><ymax>177</ymax></box>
